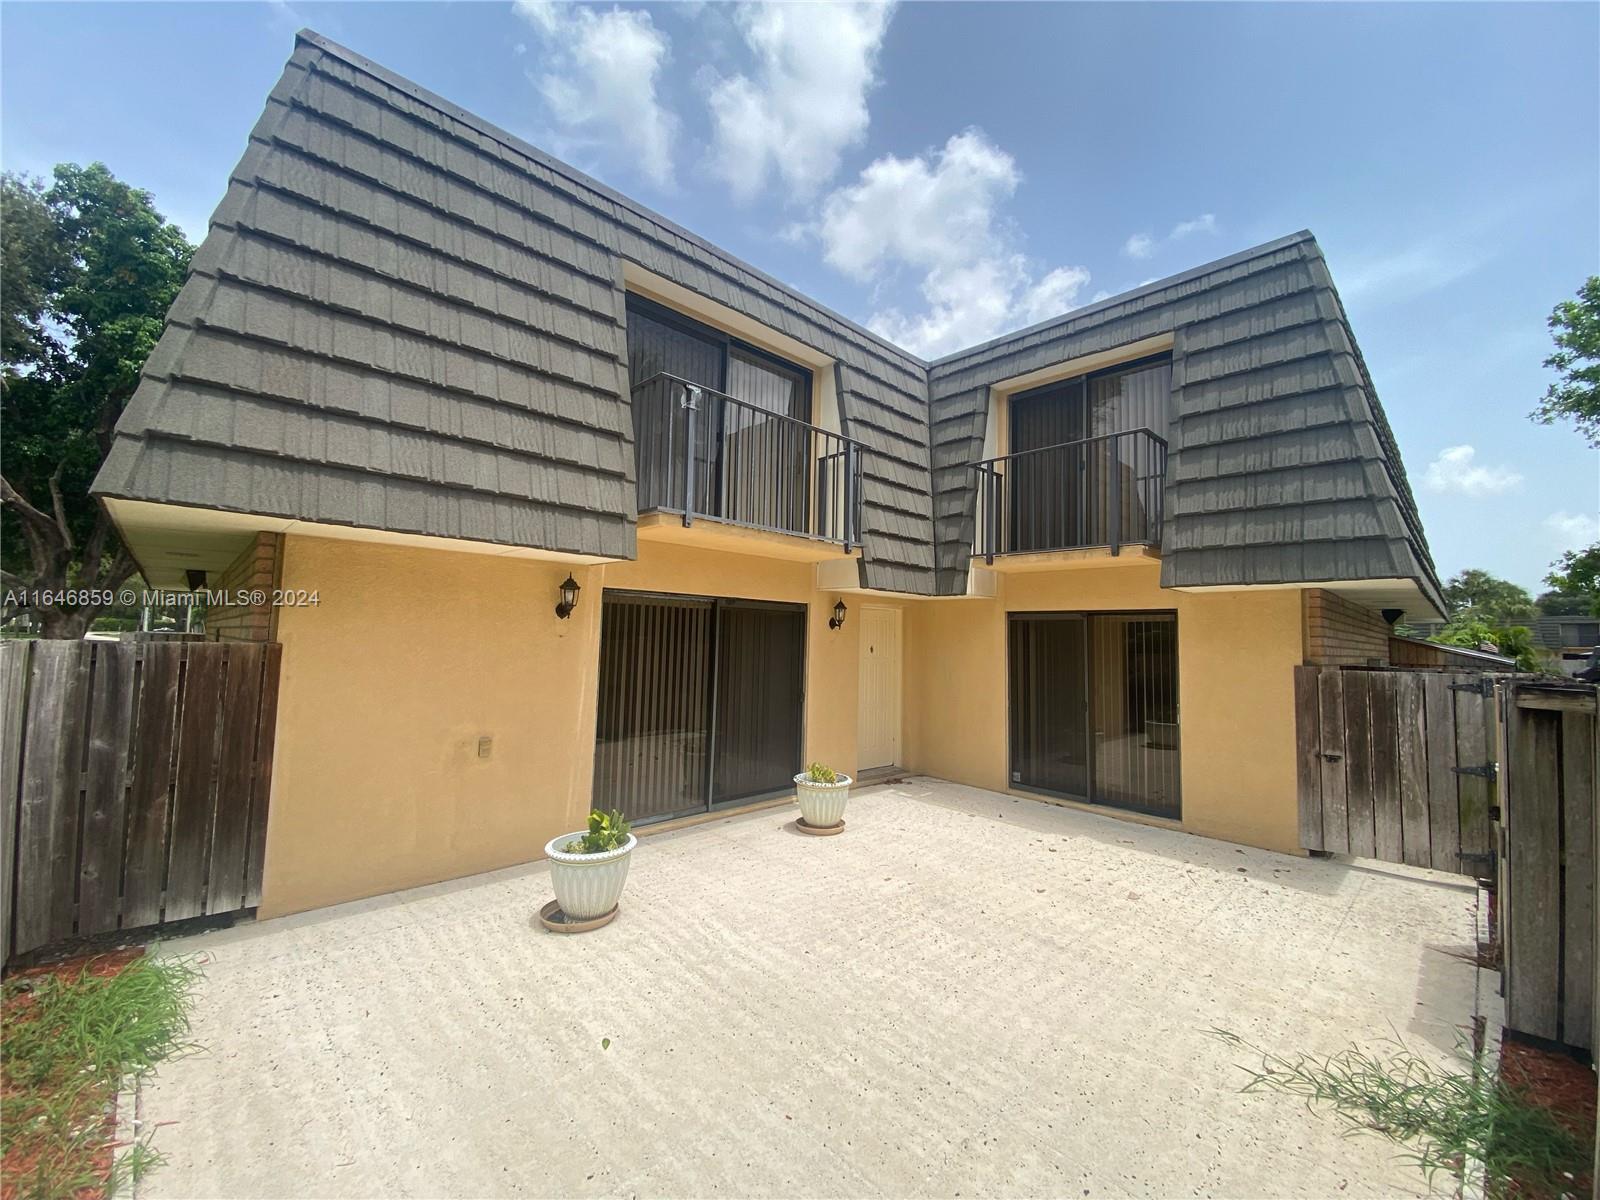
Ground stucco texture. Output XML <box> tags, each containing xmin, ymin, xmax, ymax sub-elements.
<box><xmin>262</xmin><ymin>534</ymin><xmax>1302</xmax><ymax>918</ymax></box>
<box><xmin>904</xmin><ymin>561</ymin><xmax>1304</xmax><ymax>855</ymax></box>
<box><xmin>260</xmin><ymin>534</ymin><xmax>863</xmax><ymax>917</ymax></box>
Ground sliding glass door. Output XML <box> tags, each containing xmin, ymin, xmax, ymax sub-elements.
<box><xmin>1008</xmin><ymin>611</ymin><xmax>1181</xmax><ymax>819</ymax></box>
<box><xmin>592</xmin><ymin>591</ymin><xmax>806</xmax><ymax>823</ymax></box>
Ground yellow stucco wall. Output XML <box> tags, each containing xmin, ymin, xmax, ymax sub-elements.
<box><xmin>260</xmin><ymin>533</ymin><xmax>1303</xmax><ymax>917</ymax></box>
<box><xmin>904</xmin><ymin>562</ymin><xmax>1305</xmax><ymax>854</ymax></box>
<box><xmin>258</xmin><ymin>533</ymin><xmax>862</xmax><ymax>917</ymax></box>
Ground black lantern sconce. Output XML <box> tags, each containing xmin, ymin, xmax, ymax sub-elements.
<box><xmin>555</xmin><ymin>574</ymin><xmax>581</xmax><ymax>620</ymax></box>
<box><xmin>828</xmin><ymin>598</ymin><xmax>848</xmax><ymax>631</ymax></box>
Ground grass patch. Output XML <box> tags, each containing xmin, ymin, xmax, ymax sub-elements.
<box><xmin>2</xmin><ymin>952</ymin><xmax>200</xmax><ymax>1200</ymax></box>
<box><xmin>1209</xmin><ymin>1028</ymin><xmax>1591</xmax><ymax>1198</ymax></box>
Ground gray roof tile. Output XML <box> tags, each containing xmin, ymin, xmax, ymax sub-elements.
<box><xmin>95</xmin><ymin>33</ymin><xmax>1437</xmax><ymax>612</ymax></box>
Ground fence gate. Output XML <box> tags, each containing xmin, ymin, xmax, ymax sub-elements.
<box><xmin>1294</xmin><ymin>666</ymin><xmax>1497</xmax><ymax>876</ymax></box>
<box><xmin>0</xmin><ymin>639</ymin><xmax>282</xmax><ymax>963</ymax></box>
<box><xmin>1498</xmin><ymin>680</ymin><xmax>1596</xmax><ymax>1052</ymax></box>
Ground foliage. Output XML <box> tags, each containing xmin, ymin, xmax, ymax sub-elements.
<box><xmin>1</xmin><ymin>163</ymin><xmax>193</xmax><ymax>637</ymax></box>
<box><xmin>564</xmin><ymin>809</ymin><xmax>631</xmax><ymax>854</ymax></box>
<box><xmin>1545</xmin><ymin>546</ymin><xmax>1600</xmax><ymax>616</ymax></box>
<box><xmin>1432</xmin><ymin>617</ymin><xmax>1544</xmax><ymax>672</ymax></box>
<box><xmin>1443</xmin><ymin>569</ymin><xmax>1536</xmax><ymax>626</ymax></box>
<box><xmin>1536</xmin><ymin>588</ymin><xmax>1599</xmax><ymax>617</ymax></box>
<box><xmin>1</xmin><ymin>953</ymin><xmax>200</xmax><ymax>1199</ymax></box>
<box><xmin>1532</xmin><ymin>275</ymin><xmax>1600</xmax><ymax>447</ymax></box>
<box><xmin>803</xmin><ymin>762</ymin><xmax>840</xmax><ymax>784</ymax></box>
<box><xmin>1208</xmin><ymin>1029</ymin><xmax>1589</xmax><ymax>1196</ymax></box>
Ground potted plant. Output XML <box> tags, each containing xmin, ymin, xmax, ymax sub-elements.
<box><xmin>793</xmin><ymin>762</ymin><xmax>852</xmax><ymax>830</ymax></box>
<box><xmin>544</xmin><ymin>809</ymin><xmax>635</xmax><ymax>921</ymax></box>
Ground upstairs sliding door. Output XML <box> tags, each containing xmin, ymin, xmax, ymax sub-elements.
<box><xmin>593</xmin><ymin>591</ymin><xmax>806</xmax><ymax>823</ymax></box>
<box><xmin>1008</xmin><ymin>611</ymin><xmax>1181</xmax><ymax>819</ymax></box>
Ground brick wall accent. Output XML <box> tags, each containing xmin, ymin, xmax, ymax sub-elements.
<box><xmin>205</xmin><ymin>532</ymin><xmax>282</xmax><ymax>642</ymax></box>
<box><xmin>1302</xmin><ymin>588</ymin><xmax>1391</xmax><ymax>666</ymax></box>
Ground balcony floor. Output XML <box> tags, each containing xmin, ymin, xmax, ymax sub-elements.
<box><xmin>637</xmin><ymin>511</ymin><xmax>861</xmax><ymax>563</ymax></box>
<box><xmin>972</xmin><ymin>543</ymin><xmax>1161</xmax><ymax>572</ymax></box>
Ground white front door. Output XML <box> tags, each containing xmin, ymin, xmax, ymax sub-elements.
<box><xmin>857</xmin><ymin>606</ymin><xmax>902</xmax><ymax>770</ymax></box>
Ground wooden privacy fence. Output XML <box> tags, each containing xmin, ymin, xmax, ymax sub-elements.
<box><xmin>0</xmin><ymin>639</ymin><xmax>282</xmax><ymax>963</ymax></box>
<box><xmin>1295</xmin><ymin>666</ymin><xmax>1497</xmax><ymax>876</ymax></box>
<box><xmin>1499</xmin><ymin>679</ymin><xmax>1596</xmax><ymax>1052</ymax></box>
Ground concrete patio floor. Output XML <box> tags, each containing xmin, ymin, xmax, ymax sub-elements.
<box><xmin>136</xmin><ymin>779</ymin><xmax>1480</xmax><ymax>1199</ymax></box>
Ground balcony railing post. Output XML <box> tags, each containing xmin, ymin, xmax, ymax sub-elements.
<box><xmin>842</xmin><ymin>440</ymin><xmax>858</xmax><ymax>554</ymax></box>
<box><xmin>1108</xmin><ymin>431</ymin><xmax>1122</xmax><ymax>556</ymax></box>
<box><xmin>681</xmin><ymin>384</ymin><xmax>699</xmax><ymax>527</ymax></box>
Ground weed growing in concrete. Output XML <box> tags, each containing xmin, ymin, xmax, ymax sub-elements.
<box><xmin>1208</xmin><ymin>1028</ymin><xmax>1589</xmax><ymax>1197</ymax></box>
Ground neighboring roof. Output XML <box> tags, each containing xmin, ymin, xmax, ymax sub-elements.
<box><xmin>1532</xmin><ymin>615</ymin><xmax>1600</xmax><ymax>649</ymax></box>
<box><xmin>95</xmin><ymin>30</ymin><xmax>1442</xmax><ymax>614</ymax></box>
<box><xmin>1388</xmin><ymin>635</ymin><xmax>1516</xmax><ymax>669</ymax></box>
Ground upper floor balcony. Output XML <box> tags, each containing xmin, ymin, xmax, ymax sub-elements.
<box><xmin>972</xmin><ymin>427</ymin><xmax>1168</xmax><ymax>564</ymax></box>
<box><xmin>631</xmin><ymin>372</ymin><xmax>865</xmax><ymax>556</ymax></box>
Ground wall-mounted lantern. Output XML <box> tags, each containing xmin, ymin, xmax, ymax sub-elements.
<box><xmin>555</xmin><ymin>574</ymin><xmax>581</xmax><ymax>620</ymax></box>
<box><xmin>828</xmin><ymin>598</ymin><xmax>847</xmax><ymax>631</ymax></box>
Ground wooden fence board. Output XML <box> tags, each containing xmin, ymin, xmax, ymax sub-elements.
<box><xmin>244</xmin><ymin>644</ymin><xmax>282</xmax><ymax>908</ymax></box>
<box><xmin>1561</xmin><ymin>708</ymin><xmax>1595</xmax><ymax>1050</ymax></box>
<box><xmin>1423</xmin><ymin>672</ymin><xmax>1462</xmax><ymax>874</ymax></box>
<box><xmin>1456</xmin><ymin>677</ymin><xmax>1494</xmax><ymax>870</ymax></box>
<box><xmin>1342</xmin><ymin>672</ymin><xmax>1377</xmax><ymax>858</ymax></box>
<box><xmin>1317</xmin><ymin>669</ymin><xmax>1349</xmax><ymax>853</ymax></box>
<box><xmin>1369</xmin><ymin>673</ymin><xmax>1402</xmax><ymax>862</ymax></box>
<box><xmin>1395</xmin><ymin>672</ymin><xmax>1431</xmax><ymax>867</ymax></box>
<box><xmin>163</xmin><ymin>647</ymin><xmax>226</xmax><ymax>922</ymax></box>
<box><xmin>207</xmin><ymin>645</ymin><xmax>264</xmax><ymax>914</ymax></box>
<box><xmin>1294</xmin><ymin>667</ymin><xmax>1324</xmax><ymax>851</ymax></box>
<box><xmin>0</xmin><ymin>641</ymin><xmax>33</xmax><ymax>962</ymax></box>
<box><xmin>1507</xmin><ymin>702</ymin><xmax>1562</xmax><ymax>1040</ymax></box>
<box><xmin>14</xmin><ymin>643</ymin><xmax>92</xmax><ymax>955</ymax></box>
<box><xmin>120</xmin><ymin>644</ymin><xmax>184</xmax><ymax>929</ymax></box>
<box><xmin>78</xmin><ymin>644</ymin><xmax>136</xmax><ymax>933</ymax></box>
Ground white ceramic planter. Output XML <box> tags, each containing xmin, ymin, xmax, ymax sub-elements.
<box><xmin>544</xmin><ymin>833</ymin><xmax>636</xmax><ymax>919</ymax></box>
<box><xmin>794</xmin><ymin>773</ymin><xmax>852</xmax><ymax>828</ymax></box>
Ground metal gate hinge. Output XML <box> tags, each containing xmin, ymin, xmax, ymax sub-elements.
<box><xmin>1452</xmin><ymin>762</ymin><xmax>1498</xmax><ymax>781</ymax></box>
<box><xmin>1449</xmin><ymin>677</ymin><xmax>1494</xmax><ymax>698</ymax></box>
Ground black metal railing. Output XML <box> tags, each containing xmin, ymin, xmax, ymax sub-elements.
<box><xmin>631</xmin><ymin>372</ymin><xmax>865</xmax><ymax>550</ymax></box>
<box><xmin>972</xmin><ymin>428</ymin><xmax>1168</xmax><ymax>561</ymax></box>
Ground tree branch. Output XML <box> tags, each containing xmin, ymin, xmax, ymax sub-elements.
<box><xmin>46</xmin><ymin>462</ymin><xmax>73</xmax><ymax>551</ymax></box>
<box><xmin>0</xmin><ymin>472</ymin><xmax>59</xmax><ymax>535</ymax></box>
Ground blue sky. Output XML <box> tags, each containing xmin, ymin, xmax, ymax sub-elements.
<box><xmin>4</xmin><ymin>1</ymin><xmax>1597</xmax><ymax>593</ymax></box>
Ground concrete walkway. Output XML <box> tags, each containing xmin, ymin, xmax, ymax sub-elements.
<box><xmin>137</xmin><ymin>779</ymin><xmax>1479</xmax><ymax>1199</ymax></box>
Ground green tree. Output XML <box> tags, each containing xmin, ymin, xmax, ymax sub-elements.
<box><xmin>1433</xmin><ymin>617</ymin><xmax>1544</xmax><ymax>673</ymax></box>
<box><xmin>1536</xmin><ymin>587</ymin><xmax>1598</xmax><ymax>617</ymax></box>
<box><xmin>1532</xmin><ymin>276</ymin><xmax>1600</xmax><ymax>446</ymax></box>
<box><xmin>1441</xmin><ymin>568</ymin><xmax>1537</xmax><ymax>626</ymax></box>
<box><xmin>1544</xmin><ymin>545</ymin><xmax>1600</xmax><ymax>616</ymax></box>
<box><xmin>1</xmin><ymin>163</ymin><xmax>193</xmax><ymax>637</ymax></box>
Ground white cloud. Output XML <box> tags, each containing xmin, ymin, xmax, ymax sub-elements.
<box><xmin>1122</xmin><ymin>213</ymin><xmax>1217</xmax><ymax>260</ymax></box>
<box><xmin>1422</xmin><ymin>445</ymin><xmax>1524</xmax><ymax>496</ymax></box>
<box><xmin>1122</xmin><ymin>233</ymin><xmax>1155</xmax><ymax>260</ymax></box>
<box><xmin>1338</xmin><ymin>235</ymin><xmax>1492</xmax><ymax>304</ymax></box>
<box><xmin>1545</xmin><ymin>510</ymin><xmax>1600</xmax><ymax>552</ymax></box>
<box><xmin>813</xmin><ymin>130</ymin><xmax>1089</xmax><ymax>357</ymax></box>
<box><xmin>705</xmin><ymin>2</ymin><xmax>893</xmax><ymax>202</ymax></box>
<box><xmin>1170</xmin><ymin>212</ymin><xmax>1217</xmax><ymax>240</ymax></box>
<box><xmin>513</xmin><ymin>0</ymin><xmax>677</xmax><ymax>188</ymax></box>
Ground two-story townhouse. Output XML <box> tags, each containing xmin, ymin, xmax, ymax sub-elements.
<box><xmin>92</xmin><ymin>32</ymin><xmax>1444</xmax><ymax>916</ymax></box>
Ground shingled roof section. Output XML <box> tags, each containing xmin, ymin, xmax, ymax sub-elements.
<box><xmin>97</xmin><ymin>32</ymin><xmax>1440</xmax><ymax>614</ymax></box>
<box><xmin>928</xmin><ymin>233</ymin><xmax>1444</xmax><ymax>614</ymax></box>
<box><xmin>95</xmin><ymin>32</ymin><xmax>934</xmax><ymax>584</ymax></box>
